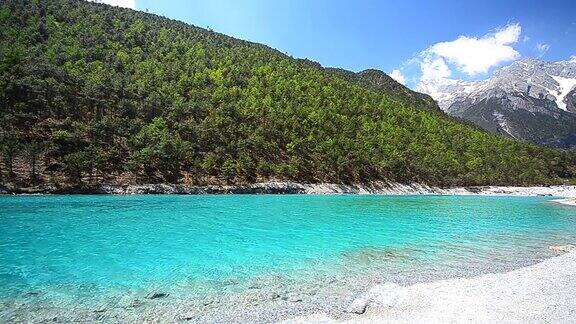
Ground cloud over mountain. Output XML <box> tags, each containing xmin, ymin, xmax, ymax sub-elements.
<box><xmin>412</xmin><ymin>24</ymin><xmax>523</xmax><ymax>99</ymax></box>
<box><xmin>427</xmin><ymin>24</ymin><xmax>521</xmax><ymax>75</ymax></box>
<box><xmin>389</xmin><ymin>69</ymin><xmax>406</xmax><ymax>85</ymax></box>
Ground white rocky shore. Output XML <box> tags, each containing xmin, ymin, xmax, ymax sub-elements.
<box><xmin>283</xmin><ymin>250</ymin><xmax>576</xmax><ymax>324</ymax></box>
<box><xmin>106</xmin><ymin>182</ymin><xmax>576</xmax><ymax>200</ymax></box>
<box><xmin>3</xmin><ymin>181</ymin><xmax>576</xmax><ymax>197</ymax></box>
<box><xmin>293</xmin><ymin>182</ymin><xmax>576</xmax><ymax>197</ymax></box>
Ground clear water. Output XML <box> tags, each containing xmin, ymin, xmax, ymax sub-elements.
<box><xmin>0</xmin><ymin>195</ymin><xmax>575</xmax><ymax>315</ymax></box>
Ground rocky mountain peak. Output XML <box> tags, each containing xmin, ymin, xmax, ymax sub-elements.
<box><xmin>432</xmin><ymin>58</ymin><xmax>576</xmax><ymax>148</ymax></box>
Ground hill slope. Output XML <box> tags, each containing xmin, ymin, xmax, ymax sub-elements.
<box><xmin>325</xmin><ymin>67</ymin><xmax>441</xmax><ymax>112</ymax></box>
<box><xmin>0</xmin><ymin>0</ymin><xmax>575</xmax><ymax>188</ymax></box>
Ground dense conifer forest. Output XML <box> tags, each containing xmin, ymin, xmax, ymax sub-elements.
<box><xmin>0</xmin><ymin>0</ymin><xmax>575</xmax><ymax>189</ymax></box>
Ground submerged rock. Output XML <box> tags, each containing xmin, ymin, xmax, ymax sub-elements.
<box><xmin>221</xmin><ymin>278</ymin><xmax>239</xmax><ymax>287</ymax></box>
<box><xmin>342</xmin><ymin>247</ymin><xmax>405</xmax><ymax>264</ymax></box>
<box><xmin>124</xmin><ymin>298</ymin><xmax>144</xmax><ymax>308</ymax></box>
<box><xmin>145</xmin><ymin>292</ymin><xmax>169</xmax><ymax>299</ymax></box>
<box><xmin>280</xmin><ymin>293</ymin><xmax>303</xmax><ymax>303</ymax></box>
<box><xmin>202</xmin><ymin>299</ymin><xmax>215</xmax><ymax>306</ymax></box>
<box><xmin>269</xmin><ymin>292</ymin><xmax>281</xmax><ymax>300</ymax></box>
<box><xmin>179</xmin><ymin>312</ymin><xmax>195</xmax><ymax>321</ymax></box>
<box><xmin>288</xmin><ymin>296</ymin><xmax>303</xmax><ymax>303</ymax></box>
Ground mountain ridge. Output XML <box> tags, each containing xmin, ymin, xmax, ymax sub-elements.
<box><xmin>1</xmin><ymin>0</ymin><xmax>575</xmax><ymax>188</ymax></box>
<box><xmin>428</xmin><ymin>58</ymin><xmax>576</xmax><ymax>148</ymax></box>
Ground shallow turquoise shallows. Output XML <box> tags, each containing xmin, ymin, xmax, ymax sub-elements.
<box><xmin>0</xmin><ymin>195</ymin><xmax>575</xmax><ymax>301</ymax></box>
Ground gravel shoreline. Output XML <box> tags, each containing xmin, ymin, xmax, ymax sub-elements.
<box><xmin>2</xmin><ymin>181</ymin><xmax>576</xmax><ymax>196</ymax></box>
<box><xmin>3</xmin><ymin>244</ymin><xmax>573</xmax><ymax>323</ymax></box>
<box><xmin>284</xmin><ymin>251</ymin><xmax>576</xmax><ymax>323</ymax></box>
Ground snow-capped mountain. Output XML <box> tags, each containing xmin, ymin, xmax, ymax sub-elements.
<box><xmin>430</xmin><ymin>58</ymin><xmax>576</xmax><ymax>148</ymax></box>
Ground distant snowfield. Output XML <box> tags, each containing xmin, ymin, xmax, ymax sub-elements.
<box><xmin>551</xmin><ymin>76</ymin><xmax>576</xmax><ymax>111</ymax></box>
<box><xmin>492</xmin><ymin>111</ymin><xmax>515</xmax><ymax>137</ymax></box>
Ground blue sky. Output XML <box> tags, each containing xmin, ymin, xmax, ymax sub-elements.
<box><xmin>98</xmin><ymin>0</ymin><xmax>576</xmax><ymax>90</ymax></box>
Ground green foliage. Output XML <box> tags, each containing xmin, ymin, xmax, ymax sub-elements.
<box><xmin>0</xmin><ymin>0</ymin><xmax>575</xmax><ymax>187</ymax></box>
<box><xmin>0</xmin><ymin>134</ymin><xmax>20</xmax><ymax>177</ymax></box>
<box><xmin>131</xmin><ymin>117</ymin><xmax>189</xmax><ymax>181</ymax></box>
<box><xmin>25</xmin><ymin>140</ymin><xmax>44</xmax><ymax>182</ymax></box>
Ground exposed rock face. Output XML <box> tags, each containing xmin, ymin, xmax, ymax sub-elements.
<box><xmin>429</xmin><ymin>58</ymin><xmax>576</xmax><ymax>148</ymax></box>
<box><xmin>566</xmin><ymin>88</ymin><xmax>576</xmax><ymax>112</ymax></box>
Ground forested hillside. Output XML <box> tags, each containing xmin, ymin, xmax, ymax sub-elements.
<box><xmin>0</xmin><ymin>0</ymin><xmax>575</xmax><ymax>189</ymax></box>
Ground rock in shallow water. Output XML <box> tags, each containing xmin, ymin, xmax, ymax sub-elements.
<box><xmin>342</xmin><ymin>247</ymin><xmax>406</xmax><ymax>265</ymax></box>
<box><xmin>549</xmin><ymin>244</ymin><xmax>576</xmax><ymax>253</ymax></box>
<box><xmin>280</xmin><ymin>294</ymin><xmax>303</xmax><ymax>302</ymax></box>
<box><xmin>123</xmin><ymin>298</ymin><xmax>144</xmax><ymax>308</ymax></box>
<box><xmin>347</xmin><ymin>297</ymin><xmax>369</xmax><ymax>314</ymax></box>
<box><xmin>269</xmin><ymin>292</ymin><xmax>281</xmax><ymax>300</ymax></box>
<box><xmin>145</xmin><ymin>292</ymin><xmax>169</xmax><ymax>299</ymax></box>
<box><xmin>289</xmin><ymin>296</ymin><xmax>302</xmax><ymax>302</ymax></box>
<box><xmin>178</xmin><ymin>312</ymin><xmax>195</xmax><ymax>321</ymax></box>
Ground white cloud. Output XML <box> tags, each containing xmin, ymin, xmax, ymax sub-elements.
<box><xmin>413</xmin><ymin>56</ymin><xmax>455</xmax><ymax>100</ymax></box>
<box><xmin>535</xmin><ymin>43</ymin><xmax>550</xmax><ymax>56</ymax></box>
<box><xmin>419</xmin><ymin>56</ymin><xmax>451</xmax><ymax>81</ymax></box>
<box><xmin>428</xmin><ymin>23</ymin><xmax>521</xmax><ymax>75</ymax></box>
<box><xmin>397</xmin><ymin>23</ymin><xmax>524</xmax><ymax>102</ymax></box>
<box><xmin>571</xmin><ymin>55</ymin><xmax>576</xmax><ymax>63</ymax></box>
<box><xmin>523</xmin><ymin>36</ymin><xmax>530</xmax><ymax>43</ymax></box>
<box><xmin>390</xmin><ymin>69</ymin><xmax>406</xmax><ymax>85</ymax></box>
<box><xmin>89</xmin><ymin>0</ymin><xmax>135</xmax><ymax>9</ymax></box>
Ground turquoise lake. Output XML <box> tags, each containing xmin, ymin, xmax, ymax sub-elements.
<box><xmin>0</xmin><ymin>195</ymin><xmax>575</xmax><ymax>312</ymax></box>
